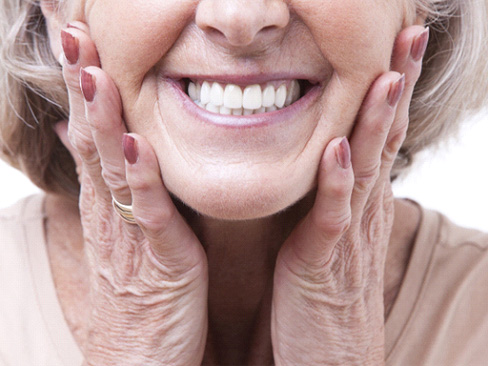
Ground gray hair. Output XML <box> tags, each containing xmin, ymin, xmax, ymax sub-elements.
<box><xmin>394</xmin><ymin>0</ymin><xmax>488</xmax><ymax>176</ymax></box>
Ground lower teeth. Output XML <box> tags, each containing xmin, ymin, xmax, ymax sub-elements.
<box><xmin>196</xmin><ymin>102</ymin><xmax>280</xmax><ymax>115</ymax></box>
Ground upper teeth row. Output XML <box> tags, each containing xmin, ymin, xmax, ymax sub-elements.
<box><xmin>187</xmin><ymin>80</ymin><xmax>301</xmax><ymax>113</ymax></box>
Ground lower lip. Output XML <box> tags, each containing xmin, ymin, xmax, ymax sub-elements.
<box><xmin>165</xmin><ymin>78</ymin><xmax>322</xmax><ymax>129</ymax></box>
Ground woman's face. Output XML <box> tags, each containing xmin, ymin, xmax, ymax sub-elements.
<box><xmin>66</xmin><ymin>0</ymin><xmax>413</xmax><ymax>219</ymax></box>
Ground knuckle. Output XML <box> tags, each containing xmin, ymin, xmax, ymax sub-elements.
<box><xmin>110</xmin><ymin>184</ymin><xmax>131</xmax><ymax>202</ymax></box>
<box><xmin>136</xmin><ymin>206</ymin><xmax>177</xmax><ymax>238</ymax></box>
<box><xmin>361</xmin><ymin>206</ymin><xmax>383</xmax><ymax>244</ymax></box>
<box><xmin>327</xmin><ymin>177</ymin><xmax>351</xmax><ymax>197</ymax></box>
<box><xmin>63</xmin><ymin>69</ymin><xmax>82</xmax><ymax>91</ymax></box>
<box><xmin>383</xmin><ymin>116</ymin><xmax>409</xmax><ymax>169</ymax></box>
<box><xmin>101</xmin><ymin>165</ymin><xmax>127</xmax><ymax>189</ymax></box>
<box><xmin>354</xmin><ymin>162</ymin><xmax>380</xmax><ymax>194</ymax></box>
<box><xmin>81</xmin><ymin>149</ymin><xmax>100</xmax><ymax>171</ymax></box>
<box><xmin>366</xmin><ymin>116</ymin><xmax>391</xmax><ymax>138</ymax></box>
<box><xmin>382</xmin><ymin>145</ymin><xmax>398</xmax><ymax>166</ymax></box>
<box><xmin>127</xmin><ymin>174</ymin><xmax>153</xmax><ymax>193</ymax></box>
<box><xmin>68</xmin><ymin>128</ymin><xmax>96</xmax><ymax>159</ymax></box>
<box><xmin>327</xmin><ymin>216</ymin><xmax>351</xmax><ymax>237</ymax></box>
<box><xmin>82</xmin><ymin>205</ymin><xmax>117</xmax><ymax>261</ymax></box>
<box><xmin>390</xmin><ymin>115</ymin><xmax>409</xmax><ymax>138</ymax></box>
<box><xmin>381</xmin><ymin>143</ymin><xmax>399</xmax><ymax>165</ymax></box>
<box><xmin>383</xmin><ymin>186</ymin><xmax>395</xmax><ymax>203</ymax></box>
<box><xmin>312</xmin><ymin>209</ymin><xmax>351</xmax><ymax>238</ymax></box>
<box><xmin>405</xmin><ymin>72</ymin><xmax>421</xmax><ymax>90</ymax></box>
<box><xmin>383</xmin><ymin>131</ymin><xmax>406</xmax><ymax>164</ymax></box>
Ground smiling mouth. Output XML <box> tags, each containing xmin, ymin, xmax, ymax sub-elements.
<box><xmin>182</xmin><ymin>78</ymin><xmax>315</xmax><ymax>116</ymax></box>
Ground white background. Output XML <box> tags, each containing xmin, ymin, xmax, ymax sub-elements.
<box><xmin>1</xmin><ymin>111</ymin><xmax>487</xmax><ymax>232</ymax></box>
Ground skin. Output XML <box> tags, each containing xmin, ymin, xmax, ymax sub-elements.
<box><xmin>41</xmin><ymin>0</ymin><xmax>425</xmax><ymax>364</ymax></box>
<box><xmin>49</xmin><ymin>0</ymin><xmax>414</xmax><ymax>219</ymax></box>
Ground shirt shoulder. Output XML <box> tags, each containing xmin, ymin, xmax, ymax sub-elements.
<box><xmin>439</xmin><ymin>212</ymin><xmax>488</xmax><ymax>250</ymax></box>
<box><xmin>0</xmin><ymin>194</ymin><xmax>81</xmax><ymax>366</ymax></box>
<box><xmin>387</xmin><ymin>207</ymin><xmax>488</xmax><ymax>366</ymax></box>
<box><xmin>0</xmin><ymin>194</ymin><xmax>46</xmax><ymax>225</ymax></box>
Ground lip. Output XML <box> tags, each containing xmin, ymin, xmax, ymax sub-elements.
<box><xmin>164</xmin><ymin>72</ymin><xmax>324</xmax><ymax>86</ymax></box>
<box><xmin>164</xmin><ymin>76</ymin><xmax>323</xmax><ymax>128</ymax></box>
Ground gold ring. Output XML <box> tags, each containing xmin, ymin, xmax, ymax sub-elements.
<box><xmin>112</xmin><ymin>197</ymin><xmax>136</xmax><ymax>224</ymax></box>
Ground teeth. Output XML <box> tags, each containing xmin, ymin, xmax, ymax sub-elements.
<box><xmin>205</xmin><ymin>103</ymin><xmax>219</xmax><ymax>113</ymax></box>
<box><xmin>195</xmin><ymin>83</ymin><xmax>201</xmax><ymax>101</ymax></box>
<box><xmin>262</xmin><ymin>85</ymin><xmax>276</xmax><ymax>108</ymax></box>
<box><xmin>224</xmin><ymin>84</ymin><xmax>243</xmax><ymax>109</ymax></box>
<box><xmin>187</xmin><ymin>80</ymin><xmax>302</xmax><ymax>116</ymax></box>
<box><xmin>210</xmin><ymin>82</ymin><xmax>224</xmax><ymax>106</ymax></box>
<box><xmin>275</xmin><ymin>84</ymin><xmax>287</xmax><ymax>108</ymax></box>
<box><xmin>188</xmin><ymin>82</ymin><xmax>198</xmax><ymax>101</ymax></box>
<box><xmin>242</xmin><ymin>84</ymin><xmax>262</xmax><ymax>110</ymax></box>
<box><xmin>200</xmin><ymin>81</ymin><xmax>211</xmax><ymax>105</ymax></box>
<box><xmin>285</xmin><ymin>80</ymin><xmax>300</xmax><ymax>107</ymax></box>
<box><xmin>219</xmin><ymin>105</ymin><xmax>231</xmax><ymax>115</ymax></box>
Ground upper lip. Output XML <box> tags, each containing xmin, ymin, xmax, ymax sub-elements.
<box><xmin>163</xmin><ymin>73</ymin><xmax>324</xmax><ymax>86</ymax></box>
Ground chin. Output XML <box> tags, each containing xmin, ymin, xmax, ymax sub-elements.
<box><xmin>166</xmin><ymin>173</ymin><xmax>313</xmax><ymax>221</ymax></box>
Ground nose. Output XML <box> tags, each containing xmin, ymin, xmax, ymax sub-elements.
<box><xmin>195</xmin><ymin>0</ymin><xmax>290</xmax><ymax>49</ymax></box>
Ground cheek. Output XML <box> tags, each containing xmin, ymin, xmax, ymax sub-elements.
<box><xmin>291</xmin><ymin>0</ymin><xmax>404</xmax><ymax>141</ymax></box>
<box><xmin>294</xmin><ymin>0</ymin><xmax>403</xmax><ymax>81</ymax></box>
<box><xmin>86</xmin><ymin>0</ymin><xmax>197</xmax><ymax>92</ymax></box>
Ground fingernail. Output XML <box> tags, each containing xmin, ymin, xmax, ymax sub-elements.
<box><xmin>123</xmin><ymin>134</ymin><xmax>139</xmax><ymax>165</ymax></box>
<box><xmin>80</xmin><ymin>68</ymin><xmax>96</xmax><ymax>102</ymax></box>
<box><xmin>387</xmin><ymin>74</ymin><xmax>405</xmax><ymax>107</ymax></box>
<box><xmin>410</xmin><ymin>27</ymin><xmax>429</xmax><ymax>62</ymax></box>
<box><xmin>60</xmin><ymin>30</ymin><xmax>79</xmax><ymax>65</ymax></box>
<box><xmin>336</xmin><ymin>137</ymin><xmax>351</xmax><ymax>169</ymax></box>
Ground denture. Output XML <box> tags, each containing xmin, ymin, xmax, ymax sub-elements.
<box><xmin>186</xmin><ymin>80</ymin><xmax>301</xmax><ymax>115</ymax></box>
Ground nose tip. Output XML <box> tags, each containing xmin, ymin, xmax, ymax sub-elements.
<box><xmin>196</xmin><ymin>0</ymin><xmax>290</xmax><ymax>48</ymax></box>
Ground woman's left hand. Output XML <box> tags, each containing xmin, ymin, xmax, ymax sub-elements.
<box><xmin>272</xmin><ymin>25</ymin><xmax>428</xmax><ymax>365</ymax></box>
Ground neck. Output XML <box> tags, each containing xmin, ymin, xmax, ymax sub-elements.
<box><xmin>189</xmin><ymin>194</ymin><xmax>313</xmax><ymax>364</ymax></box>
<box><xmin>198</xmin><ymin>216</ymin><xmax>279</xmax><ymax>364</ymax></box>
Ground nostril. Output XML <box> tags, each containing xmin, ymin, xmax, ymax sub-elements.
<box><xmin>206</xmin><ymin>26</ymin><xmax>227</xmax><ymax>42</ymax></box>
<box><xmin>261</xmin><ymin>26</ymin><xmax>276</xmax><ymax>33</ymax></box>
<box><xmin>195</xmin><ymin>0</ymin><xmax>290</xmax><ymax>49</ymax></box>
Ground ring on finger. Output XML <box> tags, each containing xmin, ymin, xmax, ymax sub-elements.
<box><xmin>112</xmin><ymin>197</ymin><xmax>136</xmax><ymax>224</ymax></box>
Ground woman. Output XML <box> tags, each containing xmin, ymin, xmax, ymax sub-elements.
<box><xmin>1</xmin><ymin>0</ymin><xmax>487</xmax><ymax>365</ymax></box>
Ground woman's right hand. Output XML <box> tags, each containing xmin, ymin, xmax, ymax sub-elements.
<box><xmin>58</xmin><ymin>23</ymin><xmax>208</xmax><ymax>366</ymax></box>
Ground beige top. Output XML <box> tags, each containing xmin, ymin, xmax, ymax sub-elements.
<box><xmin>1</xmin><ymin>194</ymin><xmax>487</xmax><ymax>366</ymax></box>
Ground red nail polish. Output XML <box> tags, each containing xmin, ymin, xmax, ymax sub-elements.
<box><xmin>336</xmin><ymin>137</ymin><xmax>351</xmax><ymax>169</ymax></box>
<box><xmin>387</xmin><ymin>74</ymin><xmax>405</xmax><ymax>107</ymax></box>
<box><xmin>60</xmin><ymin>30</ymin><xmax>79</xmax><ymax>65</ymax></box>
<box><xmin>123</xmin><ymin>134</ymin><xmax>139</xmax><ymax>165</ymax></box>
<box><xmin>80</xmin><ymin>69</ymin><xmax>96</xmax><ymax>102</ymax></box>
<box><xmin>410</xmin><ymin>27</ymin><xmax>430</xmax><ymax>62</ymax></box>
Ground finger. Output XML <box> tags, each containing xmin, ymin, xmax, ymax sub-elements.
<box><xmin>124</xmin><ymin>134</ymin><xmax>205</xmax><ymax>272</ymax></box>
<box><xmin>59</xmin><ymin>26</ymin><xmax>104</xmax><ymax>192</ymax></box>
<box><xmin>81</xmin><ymin>66</ymin><xmax>131</xmax><ymax>206</ymax></box>
<box><xmin>382</xmin><ymin>26</ymin><xmax>429</xmax><ymax>176</ymax></box>
<box><xmin>280</xmin><ymin>137</ymin><xmax>354</xmax><ymax>269</ymax></box>
<box><xmin>349</xmin><ymin>72</ymin><xmax>405</xmax><ymax>220</ymax></box>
